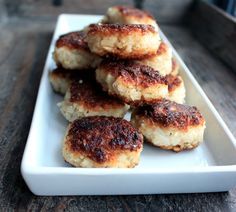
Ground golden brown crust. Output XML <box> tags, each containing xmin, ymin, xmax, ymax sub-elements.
<box><xmin>87</xmin><ymin>23</ymin><xmax>156</xmax><ymax>35</ymax></box>
<box><xmin>69</xmin><ymin>79</ymin><xmax>125</xmax><ymax>110</ymax></box>
<box><xmin>66</xmin><ymin>116</ymin><xmax>143</xmax><ymax>163</ymax></box>
<box><xmin>166</xmin><ymin>74</ymin><xmax>182</xmax><ymax>92</ymax></box>
<box><xmin>56</xmin><ymin>31</ymin><xmax>89</xmax><ymax>50</ymax></box>
<box><xmin>133</xmin><ymin>99</ymin><xmax>205</xmax><ymax>130</ymax></box>
<box><xmin>99</xmin><ymin>59</ymin><xmax>167</xmax><ymax>88</ymax></box>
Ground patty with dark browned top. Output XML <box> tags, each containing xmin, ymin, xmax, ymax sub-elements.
<box><xmin>63</xmin><ymin>116</ymin><xmax>143</xmax><ymax>168</ymax></box>
<box><xmin>133</xmin><ymin>99</ymin><xmax>205</xmax><ymax>130</ymax></box>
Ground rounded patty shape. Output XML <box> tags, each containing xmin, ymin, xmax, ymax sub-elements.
<box><xmin>62</xmin><ymin>116</ymin><xmax>143</xmax><ymax>168</ymax></box>
<box><xmin>96</xmin><ymin>59</ymin><xmax>168</xmax><ymax>104</ymax></box>
<box><xmin>131</xmin><ymin>99</ymin><xmax>206</xmax><ymax>152</ymax></box>
<box><xmin>58</xmin><ymin>79</ymin><xmax>129</xmax><ymax>122</ymax></box>
<box><xmin>85</xmin><ymin>24</ymin><xmax>161</xmax><ymax>59</ymax></box>
<box><xmin>54</xmin><ymin>31</ymin><xmax>101</xmax><ymax>70</ymax></box>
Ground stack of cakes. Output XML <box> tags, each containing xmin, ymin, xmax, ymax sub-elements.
<box><xmin>49</xmin><ymin>5</ymin><xmax>206</xmax><ymax>168</ymax></box>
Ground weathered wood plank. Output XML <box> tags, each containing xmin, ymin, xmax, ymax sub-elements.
<box><xmin>189</xmin><ymin>0</ymin><xmax>236</xmax><ymax>72</ymax></box>
<box><xmin>0</xmin><ymin>19</ymin><xmax>52</xmax><ymax>210</ymax></box>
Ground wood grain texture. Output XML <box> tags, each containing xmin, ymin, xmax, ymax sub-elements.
<box><xmin>0</xmin><ymin>17</ymin><xmax>236</xmax><ymax>210</ymax></box>
<box><xmin>189</xmin><ymin>0</ymin><xmax>236</xmax><ymax>72</ymax></box>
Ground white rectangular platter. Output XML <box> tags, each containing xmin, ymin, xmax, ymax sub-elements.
<box><xmin>21</xmin><ymin>14</ymin><xmax>236</xmax><ymax>195</ymax></box>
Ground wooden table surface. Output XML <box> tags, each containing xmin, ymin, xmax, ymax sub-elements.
<box><xmin>1</xmin><ymin>1</ymin><xmax>236</xmax><ymax>211</ymax></box>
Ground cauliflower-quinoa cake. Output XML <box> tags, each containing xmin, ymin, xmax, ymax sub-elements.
<box><xmin>53</xmin><ymin>31</ymin><xmax>101</xmax><ymax>70</ymax></box>
<box><xmin>85</xmin><ymin>24</ymin><xmax>161</xmax><ymax>59</ymax></box>
<box><xmin>62</xmin><ymin>116</ymin><xmax>143</xmax><ymax>168</ymax></box>
<box><xmin>166</xmin><ymin>74</ymin><xmax>186</xmax><ymax>104</ymax></box>
<box><xmin>49</xmin><ymin>67</ymin><xmax>94</xmax><ymax>95</ymax></box>
<box><xmin>96</xmin><ymin>60</ymin><xmax>168</xmax><ymax>104</ymax></box>
<box><xmin>58</xmin><ymin>78</ymin><xmax>129</xmax><ymax>122</ymax></box>
<box><xmin>131</xmin><ymin>99</ymin><xmax>205</xmax><ymax>152</ymax></box>
<box><xmin>137</xmin><ymin>42</ymin><xmax>172</xmax><ymax>76</ymax></box>
<box><xmin>102</xmin><ymin>5</ymin><xmax>158</xmax><ymax>30</ymax></box>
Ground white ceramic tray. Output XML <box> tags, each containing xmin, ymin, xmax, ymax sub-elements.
<box><xmin>21</xmin><ymin>14</ymin><xmax>236</xmax><ymax>196</ymax></box>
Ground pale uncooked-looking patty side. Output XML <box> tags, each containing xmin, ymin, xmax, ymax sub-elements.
<box><xmin>63</xmin><ymin>145</ymin><xmax>142</xmax><ymax>168</ymax></box>
<box><xmin>58</xmin><ymin>80</ymin><xmax>129</xmax><ymax>122</ymax></box>
<box><xmin>137</xmin><ymin>42</ymin><xmax>172</xmax><ymax>76</ymax></box>
<box><xmin>86</xmin><ymin>24</ymin><xmax>161</xmax><ymax>59</ymax></box>
<box><xmin>58</xmin><ymin>90</ymin><xmax>129</xmax><ymax>122</ymax></box>
<box><xmin>54</xmin><ymin>47</ymin><xmax>101</xmax><ymax>70</ymax></box>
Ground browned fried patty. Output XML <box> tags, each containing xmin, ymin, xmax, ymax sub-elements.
<box><xmin>166</xmin><ymin>74</ymin><xmax>185</xmax><ymax>103</ymax></box>
<box><xmin>49</xmin><ymin>67</ymin><xmax>94</xmax><ymax>95</ymax></box>
<box><xmin>62</xmin><ymin>116</ymin><xmax>143</xmax><ymax>168</ymax></box>
<box><xmin>131</xmin><ymin>99</ymin><xmax>206</xmax><ymax>152</ymax></box>
<box><xmin>58</xmin><ymin>77</ymin><xmax>129</xmax><ymax>122</ymax></box>
<box><xmin>54</xmin><ymin>31</ymin><xmax>101</xmax><ymax>69</ymax></box>
<box><xmin>56</xmin><ymin>31</ymin><xmax>89</xmax><ymax>50</ymax></box>
<box><xmin>85</xmin><ymin>24</ymin><xmax>161</xmax><ymax>59</ymax></box>
<box><xmin>134</xmin><ymin>99</ymin><xmax>205</xmax><ymax>129</ymax></box>
<box><xmin>102</xmin><ymin>5</ymin><xmax>158</xmax><ymax>30</ymax></box>
<box><xmin>96</xmin><ymin>60</ymin><xmax>168</xmax><ymax>104</ymax></box>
